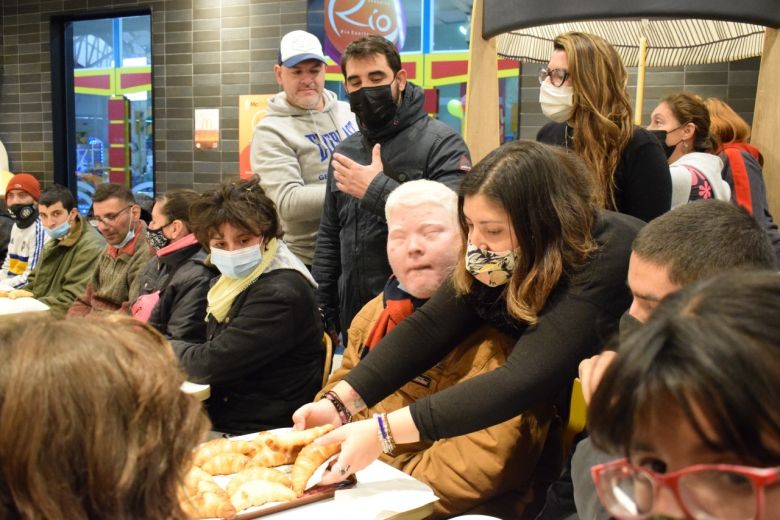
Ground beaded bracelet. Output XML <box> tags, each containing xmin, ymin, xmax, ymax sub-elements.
<box><xmin>374</xmin><ymin>412</ymin><xmax>396</xmax><ymax>454</ymax></box>
<box><xmin>321</xmin><ymin>391</ymin><xmax>352</xmax><ymax>425</ymax></box>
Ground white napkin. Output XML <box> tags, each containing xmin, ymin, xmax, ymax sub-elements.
<box><xmin>0</xmin><ymin>296</ymin><xmax>49</xmax><ymax>315</ymax></box>
<box><xmin>305</xmin><ymin>454</ymin><xmax>338</xmax><ymax>491</ymax></box>
<box><xmin>333</xmin><ymin>476</ymin><xmax>438</xmax><ymax>519</ymax></box>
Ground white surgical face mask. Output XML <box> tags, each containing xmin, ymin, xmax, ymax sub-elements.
<box><xmin>115</xmin><ymin>226</ymin><xmax>135</xmax><ymax>249</ymax></box>
<box><xmin>210</xmin><ymin>244</ymin><xmax>262</xmax><ymax>279</ymax></box>
<box><xmin>539</xmin><ymin>82</ymin><xmax>574</xmax><ymax>123</ymax></box>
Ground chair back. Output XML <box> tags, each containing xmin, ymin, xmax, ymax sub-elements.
<box><xmin>562</xmin><ymin>378</ymin><xmax>587</xmax><ymax>459</ymax></box>
<box><xmin>321</xmin><ymin>332</ymin><xmax>334</xmax><ymax>388</ymax></box>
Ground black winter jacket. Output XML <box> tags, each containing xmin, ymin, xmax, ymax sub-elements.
<box><xmin>312</xmin><ymin>82</ymin><xmax>470</xmax><ymax>337</ymax></box>
<box><xmin>0</xmin><ymin>211</ymin><xmax>13</xmax><ymax>264</ymax></box>
<box><xmin>136</xmin><ymin>241</ymin><xmax>218</xmax><ymax>343</ymax></box>
<box><xmin>171</xmin><ymin>269</ymin><xmax>325</xmax><ymax>435</ymax></box>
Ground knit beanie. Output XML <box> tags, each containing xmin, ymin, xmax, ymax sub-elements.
<box><xmin>5</xmin><ymin>173</ymin><xmax>41</xmax><ymax>202</ymax></box>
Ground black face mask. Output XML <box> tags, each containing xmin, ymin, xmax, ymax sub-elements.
<box><xmin>618</xmin><ymin>310</ymin><xmax>643</xmax><ymax>344</ymax></box>
<box><xmin>9</xmin><ymin>204</ymin><xmax>38</xmax><ymax>229</ymax></box>
<box><xmin>348</xmin><ymin>82</ymin><xmax>399</xmax><ymax>130</ymax></box>
<box><xmin>146</xmin><ymin>225</ymin><xmax>171</xmax><ymax>251</ymax></box>
<box><xmin>650</xmin><ymin>129</ymin><xmax>679</xmax><ymax>159</ymax></box>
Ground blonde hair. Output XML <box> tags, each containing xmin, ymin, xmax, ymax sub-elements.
<box><xmin>555</xmin><ymin>32</ymin><xmax>634</xmax><ymax>210</ymax></box>
<box><xmin>705</xmin><ymin>97</ymin><xmax>752</xmax><ymax>147</ymax></box>
<box><xmin>0</xmin><ymin>314</ymin><xmax>210</xmax><ymax>519</ymax></box>
<box><xmin>385</xmin><ymin>179</ymin><xmax>458</xmax><ymax>226</ymax></box>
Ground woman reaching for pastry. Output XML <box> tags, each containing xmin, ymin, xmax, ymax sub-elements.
<box><xmin>293</xmin><ymin>140</ymin><xmax>643</xmax><ymax>483</ymax></box>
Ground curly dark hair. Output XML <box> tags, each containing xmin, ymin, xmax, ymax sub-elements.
<box><xmin>189</xmin><ymin>177</ymin><xmax>283</xmax><ymax>250</ymax></box>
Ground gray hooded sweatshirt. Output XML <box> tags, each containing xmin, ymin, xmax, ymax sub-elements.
<box><xmin>250</xmin><ymin>89</ymin><xmax>356</xmax><ymax>264</ymax></box>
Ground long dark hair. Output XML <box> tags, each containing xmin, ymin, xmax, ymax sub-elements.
<box><xmin>589</xmin><ymin>270</ymin><xmax>780</xmax><ymax>464</ymax></box>
<box><xmin>452</xmin><ymin>140</ymin><xmax>598</xmax><ymax>324</ymax></box>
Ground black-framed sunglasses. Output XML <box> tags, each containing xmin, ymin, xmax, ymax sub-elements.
<box><xmin>538</xmin><ymin>67</ymin><xmax>570</xmax><ymax>87</ymax></box>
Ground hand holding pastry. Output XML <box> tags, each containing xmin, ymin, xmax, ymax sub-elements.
<box><xmin>290</xmin><ymin>440</ymin><xmax>341</xmax><ymax>495</ymax></box>
<box><xmin>316</xmin><ymin>419</ymin><xmax>383</xmax><ymax>486</ymax></box>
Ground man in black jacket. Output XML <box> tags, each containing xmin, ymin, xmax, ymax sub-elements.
<box><xmin>312</xmin><ymin>36</ymin><xmax>471</xmax><ymax>346</ymax></box>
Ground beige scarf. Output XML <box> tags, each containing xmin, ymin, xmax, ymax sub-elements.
<box><xmin>206</xmin><ymin>238</ymin><xmax>279</xmax><ymax>323</ymax></box>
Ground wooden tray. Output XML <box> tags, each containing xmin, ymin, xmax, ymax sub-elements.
<box><xmin>231</xmin><ymin>474</ymin><xmax>357</xmax><ymax>519</ymax></box>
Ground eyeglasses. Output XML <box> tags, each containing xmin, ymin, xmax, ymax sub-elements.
<box><xmin>92</xmin><ymin>205</ymin><xmax>132</xmax><ymax>226</ymax></box>
<box><xmin>538</xmin><ymin>67</ymin><xmax>570</xmax><ymax>87</ymax></box>
<box><xmin>591</xmin><ymin>458</ymin><xmax>780</xmax><ymax>520</ymax></box>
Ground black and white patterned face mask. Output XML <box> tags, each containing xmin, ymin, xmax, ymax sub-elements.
<box><xmin>9</xmin><ymin>204</ymin><xmax>38</xmax><ymax>229</ymax></box>
<box><xmin>146</xmin><ymin>224</ymin><xmax>171</xmax><ymax>251</ymax></box>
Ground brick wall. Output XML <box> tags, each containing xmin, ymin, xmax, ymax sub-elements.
<box><xmin>0</xmin><ymin>1</ymin><xmax>762</xmax><ymax>189</ymax></box>
<box><xmin>518</xmin><ymin>58</ymin><xmax>761</xmax><ymax>140</ymax></box>
<box><xmin>0</xmin><ymin>0</ymin><xmax>307</xmax><ymax>192</ymax></box>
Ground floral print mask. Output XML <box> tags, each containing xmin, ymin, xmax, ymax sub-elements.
<box><xmin>465</xmin><ymin>240</ymin><xmax>516</xmax><ymax>287</ymax></box>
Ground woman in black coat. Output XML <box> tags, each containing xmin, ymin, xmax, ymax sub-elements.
<box><xmin>171</xmin><ymin>178</ymin><xmax>324</xmax><ymax>435</ymax></box>
<box><xmin>132</xmin><ymin>189</ymin><xmax>217</xmax><ymax>342</ymax></box>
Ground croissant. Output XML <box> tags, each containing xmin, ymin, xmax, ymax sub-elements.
<box><xmin>182</xmin><ymin>466</ymin><xmax>220</xmax><ymax>497</ymax></box>
<box><xmin>248</xmin><ymin>445</ymin><xmax>299</xmax><ymax>468</ymax></box>
<box><xmin>193</xmin><ymin>438</ymin><xmax>256</xmax><ymax>467</ymax></box>
<box><xmin>226</xmin><ymin>466</ymin><xmax>292</xmax><ymax>496</ymax></box>
<box><xmin>179</xmin><ymin>466</ymin><xmax>236</xmax><ymax>519</ymax></box>
<box><xmin>290</xmin><ymin>441</ymin><xmax>341</xmax><ymax>495</ymax></box>
<box><xmin>180</xmin><ymin>490</ymin><xmax>237</xmax><ymax>519</ymax></box>
<box><xmin>264</xmin><ymin>424</ymin><xmax>334</xmax><ymax>451</ymax></box>
<box><xmin>8</xmin><ymin>289</ymin><xmax>34</xmax><ymax>299</ymax></box>
<box><xmin>230</xmin><ymin>480</ymin><xmax>297</xmax><ymax>512</ymax></box>
<box><xmin>200</xmin><ymin>452</ymin><xmax>250</xmax><ymax>476</ymax></box>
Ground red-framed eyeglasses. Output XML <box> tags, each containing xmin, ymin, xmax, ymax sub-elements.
<box><xmin>591</xmin><ymin>458</ymin><xmax>780</xmax><ymax>520</ymax></box>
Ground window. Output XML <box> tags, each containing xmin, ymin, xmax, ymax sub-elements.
<box><xmin>52</xmin><ymin>12</ymin><xmax>154</xmax><ymax>215</ymax></box>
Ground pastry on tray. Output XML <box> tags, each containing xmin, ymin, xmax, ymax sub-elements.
<box><xmin>230</xmin><ymin>480</ymin><xmax>297</xmax><ymax>512</ymax></box>
<box><xmin>183</xmin><ymin>425</ymin><xmax>343</xmax><ymax>519</ymax></box>
<box><xmin>200</xmin><ymin>453</ymin><xmax>250</xmax><ymax>476</ymax></box>
<box><xmin>291</xmin><ymin>441</ymin><xmax>341</xmax><ymax>496</ymax></box>
<box><xmin>180</xmin><ymin>466</ymin><xmax>237</xmax><ymax>519</ymax></box>
<box><xmin>226</xmin><ymin>467</ymin><xmax>292</xmax><ymax>496</ymax></box>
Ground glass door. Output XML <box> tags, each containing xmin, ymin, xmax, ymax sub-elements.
<box><xmin>67</xmin><ymin>14</ymin><xmax>153</xmax><ymax>214</ymax></box>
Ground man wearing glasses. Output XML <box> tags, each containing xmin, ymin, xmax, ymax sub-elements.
<box><xmin>68</xmin><ymin>183</ymin><xmax>151</xmax><ymax>316</ymax></box>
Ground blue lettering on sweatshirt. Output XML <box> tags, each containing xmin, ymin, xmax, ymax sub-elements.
<box><xmin>305</xmin><ymin>120</ymin><xmax>357</xmax><ymax>163</ymax></box>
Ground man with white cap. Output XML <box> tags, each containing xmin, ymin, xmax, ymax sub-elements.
<box><xmin>250</xmin><ymin>30</ymin><xmax>356</xmax><ymax>267</ymax></box>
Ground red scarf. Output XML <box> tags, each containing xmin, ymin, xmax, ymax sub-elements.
<box><xmin>719</xmin><ymin>142</ymin><xmax>763</xmax><ymax>215</ymax></box>
<box><xmin>363</xmin><ymin>276</ymin><xmax>425</xmax><ymax>356</ymax></box>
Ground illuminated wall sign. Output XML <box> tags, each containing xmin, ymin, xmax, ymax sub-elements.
<box><xmin>194</xmin><ymin>109</ymin><xmax>220</xmax><ymax>151</ymax></box>
<box><xmin>324</xmin><ymin>0</ymin><xmax>406</xmax><ymax>62</ymax></box>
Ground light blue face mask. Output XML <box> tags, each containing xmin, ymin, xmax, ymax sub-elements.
<box><xmin>210</xmin><ymin>244</ymin><xmax>262</xmax><ymax>279</ymax></box>
<box><xmin>44</xmin><ymin>220</ymin><xmax>71</xmax><ymax>240</ymax></box>
<box><xmin>115</xmin><ymin>226</ymin><xmax>135</xmax><ymax>249</ymax></box>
